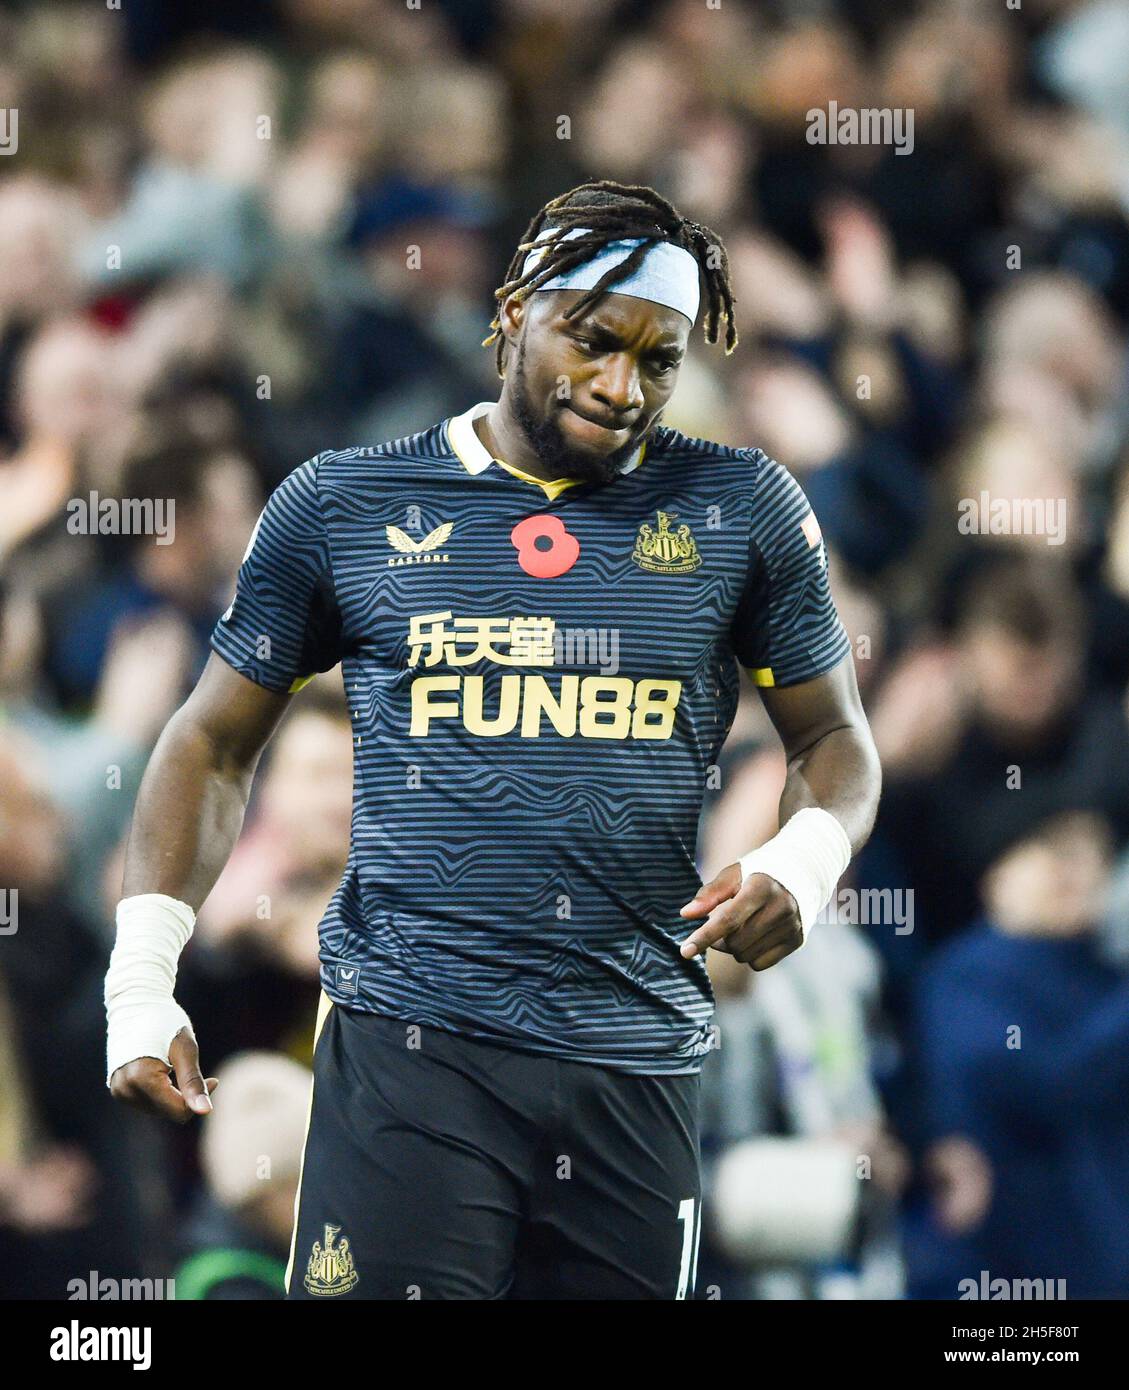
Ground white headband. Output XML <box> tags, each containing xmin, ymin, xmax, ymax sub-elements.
<box><xmin>520</xmin><ymin>225</ymin><xmax>701</xmax><ymax>325</ymax></box>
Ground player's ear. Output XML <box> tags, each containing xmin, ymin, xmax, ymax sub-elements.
<box><xmin>499</xmin><ymin>292</ymin><xmax>527</xmax><ymax>343</ymax></box>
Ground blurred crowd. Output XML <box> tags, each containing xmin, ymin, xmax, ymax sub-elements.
<box><xmin>2</xmin><ymin>0</ymin><xmax>1129</xmax><ymax>1300</ymax></box>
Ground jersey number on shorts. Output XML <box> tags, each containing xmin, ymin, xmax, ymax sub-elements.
<box><xmin>676</xmin><ymin>1196</ymin><xmax>702</xmax><ymax>1300</ymax></box>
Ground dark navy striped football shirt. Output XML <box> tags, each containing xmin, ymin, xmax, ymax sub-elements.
<box><xmin>210</xmin><ymin>401</ymin><xmax>851</xmax><ymax>1073</ymax></box>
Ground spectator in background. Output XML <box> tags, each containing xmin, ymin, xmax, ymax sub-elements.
<box><xmin>37</xmin><ymin>441</ymin><xmax>260</xmax><ymax>709</ymax></box>
<box><xmin>0</xmin><ymin>317</ymin><xmax>123</xmax><ymax>573</ymax></box>
<box><xmin>909</xmin><ymin>811</ymin><xmax>1129</xmax><ymax>1300</ymax></box>
<box><xmin>0</xmin><ymin>966</ymin><xmax>98</xmax><ymax>1299</ymax></box>
<box><xmin>175</xmin><ymin>1052</ymin><xmax>311</xmax><ymax>1300</ymax></box>
<box><xmin>0</xmin><ymin>728</ymin><xmax>148</xmax><ymax>1298</ymax></box>
<box><xmin>871</xmin><ymin>552</ymin><xmax>1129</xmax><ymax>954</ymax></box>
<box><xmin>324</xmin><ymin>176</ymin><xmax>498</xmax><ymax>444</ymax></box>
<box><xmin>733</xmin><ymin>198</ymin><xmax>959</xmax><ymax>575</ymax></box>
<box><xmin>0</xmin><ymin>176</ymin><xmax>87</xmax><ymax>454</ymax></box>
<box><xmin>74</xmin><ymin>46</ymin><xmax>282</xmax><ymax>294</ymax></box>
<box><xmin>1</xmin><ymin>570</ymin><xmax>195</xmax><ymax>938</ymax></box>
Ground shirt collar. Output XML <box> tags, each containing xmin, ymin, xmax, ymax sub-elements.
<box><xmin>446</xmin><ymin>400</ymin><xmax>646</xmax><ymax>500</ymax></box>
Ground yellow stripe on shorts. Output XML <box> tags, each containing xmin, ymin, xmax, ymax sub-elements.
<box><xmin>284</xmin><ymin>991</ymin><xmax>335</xmax><ymax>1294</ymax></box>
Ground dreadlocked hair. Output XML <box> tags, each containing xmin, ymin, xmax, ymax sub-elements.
<box><xmin>482</xmin><ymin>180</ymin><xmax>738</xmax><ymax>377</ymax></box>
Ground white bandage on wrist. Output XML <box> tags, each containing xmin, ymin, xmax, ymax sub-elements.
<box><xmin>737</xmin><ymin>807</ymin><xmax>852</xmax><ymax>941</ymax></box>
<box><xmin>104</xmin><ymin>893</ymin><xmax>196</xmax><ymax>1087</ymax></box>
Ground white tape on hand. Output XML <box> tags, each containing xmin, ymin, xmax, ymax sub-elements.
<box><xmin>737</xmin><ymin>807</ymin><xmax>852</xmax><ymax>941</ymax></box>
<box><xmin>105</xmin><ymin>894</ymin><xmax>195</xmax><ymax>1086</ymax></box>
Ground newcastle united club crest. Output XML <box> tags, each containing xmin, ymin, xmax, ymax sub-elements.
<box><xmin>304</xmin><ymin>1223</ymin><xmax>359</xmax><ymax>1296</ymax></box>
<box><xmin>632</xmin><ymin>510</ymin><xmax>702</xmax><ymax>574</ymax></box>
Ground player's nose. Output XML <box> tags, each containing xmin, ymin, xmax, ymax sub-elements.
<box><xmin>589</xmin><ymin>354</ymin><xmax>644</xmax><ymax>415</ymax></box>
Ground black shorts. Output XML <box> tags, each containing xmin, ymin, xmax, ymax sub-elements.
<box><xmin>285</xmin><ymin>1001</ymin><xmax>702</xmax><ymax>1300</ymax></box>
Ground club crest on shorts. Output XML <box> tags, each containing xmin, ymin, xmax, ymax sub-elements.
<box><xmin>632</xmin><ymin>510</ymin><xmax>702</xmax><ymax>573</ymax></box>
<box><xmin>304</xmin><ymin>1223</ymin><xmax>359</xmax><ymax>1296</ymax></box>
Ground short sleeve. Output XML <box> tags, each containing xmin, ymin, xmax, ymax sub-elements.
<box><xmin>210</xmin><ymin>455</ymin><xmax>344</xmax><ymax>693</ymax></box>
<box><xmin>729</xmin><ymin>455</ymin><xmax>851</xmax><ymax>688</ymax></box>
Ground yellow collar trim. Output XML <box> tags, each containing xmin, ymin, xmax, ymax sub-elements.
<box><xmin>495</xmin><ymin>460</ymin><xmax>580</xmax><ymax>501</ymax></box>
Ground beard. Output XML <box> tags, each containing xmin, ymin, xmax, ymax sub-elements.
<box><xmin>509</xmin><ymin>341</ymin><xmax>655</xmax><ymax>485</ymax></box>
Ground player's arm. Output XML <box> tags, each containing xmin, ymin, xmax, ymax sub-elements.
<box><xmin>760</xmin><ymin>654</ymin><xmax>879</xmax><ymax>855</ymax></box>
<box><xmin>680</xmin><ymin>454</ymin><xmax>881</xmax><ymax>969</ymax></box>
<box><xmin>122</xmin><ymin>655</ymin><xmax>291</xmax><ymax>908</ymax></box>
<box><xmin>680</xmin><ymin>657</ymin><xmax>880</xmax><ymax>969</ymax></box>
<box><xmin>107</xmin><ymin>656</ymin><xmax>292</xmax><ymax>1120</ymax></box>
<box><xmin>106</xmin><ymin>452</ymin><xmax>342</xmax><ymax>1120</ymax></box>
